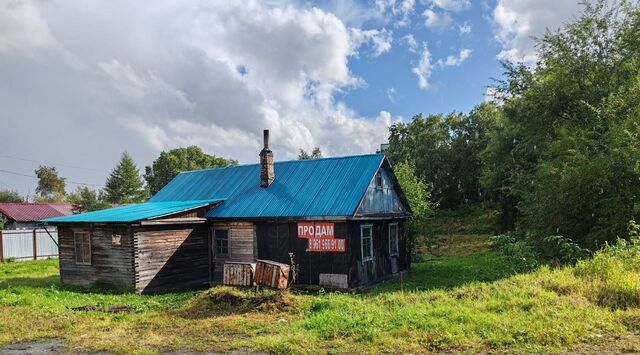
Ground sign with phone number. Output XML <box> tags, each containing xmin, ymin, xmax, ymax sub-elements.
<box><xmin>297</xmin><ymin>222</ymin><xmax>346</xmax><ymax>252</ymax></box>
<box><xmin>308</xmin><ymin>238</ymin><xmax>346</xmax><ymax>252</ymax></box>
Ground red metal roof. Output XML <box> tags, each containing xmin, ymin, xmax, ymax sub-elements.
<box><xmin>0</xmin><ymin>203</ymin><xmax>73</xmax><ymax>222</ymax></box>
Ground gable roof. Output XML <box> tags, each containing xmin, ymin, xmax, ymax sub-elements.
<box><xmin>42</xmin><ymin>199</ymin><xmax>223</xmax><ymax>223</ymax></box>
<box><xmin>0</xmin><ymin>203</ymin><xmax>72</xmax><ymax>222</ymax></box>
<box><xmin>150</xmin><ymin>154</ymin><xmax>386</xmax><ymax>218</ymax></box>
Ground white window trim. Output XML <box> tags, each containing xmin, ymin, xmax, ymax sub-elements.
<box><xmin>388</xmin><ymin>222</ymin><xmax>399</xmax><ymax>257</ymax></box>
<box><xmin>360</xmin><ymin>224</ymin><xmax>373</xmax><ymax>262</ymax></box>
<box><xmin>73</xmin><ymin>231</ymin><xmax>92</xmax><ymax>266</ymax></box>
<box><xmin>213</xmin><ymin>228</ymin><xmax>230</xmax><ymax>258</ymax></box>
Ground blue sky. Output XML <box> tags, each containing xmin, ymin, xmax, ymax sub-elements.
<box><xmin>341</xmin><ymin>4</ymin><xmax>504</xmax><ymax>118</ymax></box>
<box><xmin>0</xmin><ymin>0</ymin><xmax>585</xmax><ymax>197</ymax></box>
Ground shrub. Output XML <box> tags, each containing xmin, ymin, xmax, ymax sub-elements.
<box><xmin>540</xmin><ymin>235</ymin><xmax>590</xmax><ymax>265</ymax></box>
<box><xmin>491</xmin><ymin>234</ymin><xmax>540</xmax><ymax>272</ymax></box>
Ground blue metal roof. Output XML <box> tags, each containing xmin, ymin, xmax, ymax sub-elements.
<box><xmin>150</xmin><ymin>154</ymin><xmax>385</xmax><ymax>218</ymax></box>
<box><xmin>41</xmin><ymin>199</ymin><xmax>223</xmax><ymax>223</ymax></box>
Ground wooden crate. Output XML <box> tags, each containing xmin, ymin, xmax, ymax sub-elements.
<box><xmin>223</xmin><ymin>262</ymin><xmax>256</xmax><ymax>286</ymax></box>
<box><xmin>254</xmin><ymin>259</ymin><xmax>290</xmax><ymax>289</ymax></box>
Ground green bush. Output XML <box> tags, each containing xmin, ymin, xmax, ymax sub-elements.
<box><xmin>491</xmin><ymin>234</ymin><xmax>540</xmax><ymax>272</ymax></box>
<box><xmin>539</xmin><ymin>235</ymin><xmax>590</xmax><ymax>265</ymax></box>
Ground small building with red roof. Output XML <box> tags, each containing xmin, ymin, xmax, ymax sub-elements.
<box><xmin>0</xmin><ymin>202</ymin><xmax>73</xmax><ymax>230</ymax></box>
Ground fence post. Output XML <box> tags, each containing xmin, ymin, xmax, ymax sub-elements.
<box><xmin>33</xmin><ymin>228</ymin><xmax>37</xmax><ymax>260</ymax></box>
<box><xmin>0</xmin><ymin>230</ymin><xmax>3</xmax><ymax>262</ymax></box>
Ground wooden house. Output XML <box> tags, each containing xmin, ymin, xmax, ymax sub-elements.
<box><xmin>43</xmin><ymin>130</ymin><xmax>412</xmax><ymax>293</ymax></box>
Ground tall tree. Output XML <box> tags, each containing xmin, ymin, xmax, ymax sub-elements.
<box><xmin>386</xmin><ymin>103</ymin><xmax>500</xmax><ymax>209</ymax></box>
<box><xmin>480</xmin><ymin>0</ymin><xmax>640</xmax><ymax>248</ymax></box>
<box><xmin>0</xmin><ymin>189</ymin><xmax>23</xmax><ymax>202</ymax></box>
<box><xmin>104</xmin><ymin>152</ymin><xmax>148</xmax><ymax>204</ymax></box>
<box><xmin>67</xmin><ymin>186</ymin><xmax>110</xmax><ymax>214</ymax></box>
<box><xmin>144</xmin><ymin>146</ymin><xmax>237</xmax><ymax>195</ymax></box>
<box><xmin>34</xmin><ymin>166</ymin><xmax>66</xmax><ymax>202</ymax></box>
<box><xmin>298</xmin><ymin>147</ymin><xmax>323</xmax><ymax>160</ymax></box>
<box><xmin>394</xmin><ymin>161</ymin><xmax>435</xmax><ymax>254</ymax></box>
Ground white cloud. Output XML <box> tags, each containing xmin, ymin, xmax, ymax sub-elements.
<box><xmin>0</xmin><ymin>0</ymin><xmax>400</xmax><ymax>195</ymax></box>
<box><xmin>402</xmin><ymin>34</ymin><xmax>418</xmax><ymax>52</ymax></box>
<box><xmin>436</xmin><ymin>48</ymin><xmax>472</xmax><ymax>67</ymax></box>
<box><xmin>0</xmin><ymin>0</ymin><xmax>59</xmax><ymax>55</ymax></box>
<box><xmin>412</xmin><ymin>44</ymin><xmax>472</xmax><ymax>89</ymax></box>
<box><xmin>492</xmin><ymin>0</ymin><xmax>581</xmax><ymax>64</ymax></box>
<box><xmin>484</xmin><ymin>86</ymin><xmax>505</xmax><ymax>105</ymax></box>
<box><xmin>376</xmin><ymin>0</ymin><xmax>415</xmax><ymax>27</ymax></box>
<box><xmin>386</xmin><ymin>87</ymin><xmax>396</xmax><ymax>102</ymax></box>
<box><xmin>412</xmin><ymin>43</ymin><xmax>433</xmax><ymax>89</ymax></box>
<box><xmin>428</xmin><ymin>0</ymin><xmax>471</xmax><ymax>12</ymax></box>
<box><xmin>423</xmin><ymin>9</ymin><xmax>452</xmax><ymax>31</ymax></box>
<box><xmin>458</xmin><ymin>22</ymin><xmax>472</xmax><ymax>35</ymax></box>
<box><xmin>350</xmin><ymin>28</ymin><xmax>393</xmax><ymax>56</ymax></box>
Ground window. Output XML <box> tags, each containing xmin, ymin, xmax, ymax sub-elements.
<box><xmin>361</xmin><ymin>224</ymin><xmax>373</xmax><ymax>261</ymax></box>
<box><xmin>375</xmin><ymin>172</ymin><xmax>383</xmax><ymax>189</ymax></box>
<box><xmin>214</xmin><ymin>229</ymin><xmax>229</xmax><ymax>257</ymax></box>
<box><xmin>389</xmin><ymin>223</ymin><xmax>399</xmax><ymax>256</ymax></box>
<box><xmin>74</xmin><ymin>231</ymin><xmax>91</xmax><ymax>265</ymax></box>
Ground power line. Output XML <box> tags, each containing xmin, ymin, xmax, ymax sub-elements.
<box><xmin>0</xmin><ymin>178</ymin><xmax>17</xmax><ymax>190</ymax></box>
<box><xmin>0</xmin><ymin>154</ymin><xmax>107</xmax><ymax>173</ymax></box>
<box><xmin>0</xmin><ymin>169</ymin><xmax>104</xmax><ymax>188</ymax></box>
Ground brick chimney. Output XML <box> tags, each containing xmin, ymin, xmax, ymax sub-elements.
<box><xmin>259</xmin><ymin>129</ymin><xmax>275</xmax><ymax>187</ymax></box>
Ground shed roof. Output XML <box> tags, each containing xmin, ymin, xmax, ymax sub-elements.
<box><xmin>41</xmin><ymin>199</ymin><xmax>223</xmax><ymax>223</ymax></box>
<box><xmin>0</xmin><ymin>203</ymin><xmax>72</xmax><ymax>222</ymax></box>
<box><xmin>148</xmin><ymin>154</ymin><xmax>385</xmax><ymax>218</ymax></box>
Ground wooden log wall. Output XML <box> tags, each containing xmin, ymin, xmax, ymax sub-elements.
<box><xmin>58</xmin><ymin>225</ymin><xmax>135</xmax><ymax>290</ymax></box>
<box><xmin>348</xmin><ymin>219</ymin><xmax>407</xmax><ymax>287</ymax></box>
<box><xmin>211</xmin><ymin>222</ymin><xmax>256</xmax><ymax>283</ymax></box>
<box><xmin>133</xmin><ymin>224</ymin><xmax>209</xmax><ymax>294</ymax></box>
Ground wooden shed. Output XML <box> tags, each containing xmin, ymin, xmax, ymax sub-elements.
<box><xmin>44</xmin><ymin>130</ymin><xmax>411</xmax><ymax>293</ymax></box>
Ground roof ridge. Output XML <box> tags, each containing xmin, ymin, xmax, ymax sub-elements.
<box><xmin>179</xmin><ymin>153</ymin><xmax>385</xmax><ymax>175</ymax></box>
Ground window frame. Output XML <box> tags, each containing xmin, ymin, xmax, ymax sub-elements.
<box><xmin>375</xmin><ymin>171</ymin><xmax>383</xmax><ymax>190</ymax></box>
<box><xmin>388</xmin><ymin>222</ymin><xmax>399</xmax><ymax>256</ymax></box>
<box><xmin>360</xmin><ymin>224</ymin><xmax>373</xmax><ymax>262</ymax></box>
<box><xmin>73</xmin><ymin>231</ymin><xmax>92</xmax><ymax>265</ymax></box>
<box><xmin>214</xmin><ymin>228</ymin><xmax>230</xmax><ymax>258</ymax></box>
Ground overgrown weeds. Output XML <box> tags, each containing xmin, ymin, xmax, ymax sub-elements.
<box><xmin>3</xmin><ymin>227</ymin><xmax>640</xmax><ymax>353</ymax></box>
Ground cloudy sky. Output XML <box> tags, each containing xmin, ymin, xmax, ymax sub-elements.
<box><xmin>0</xmin><ymin>0</ymin><xmax>586</xmax><ymax>198</ymax></box>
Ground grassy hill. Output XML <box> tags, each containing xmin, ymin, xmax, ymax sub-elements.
<box><xmin>2</xmin><ymin>226</ymin><xmax>640</xmax><ymax>353</ymax></box>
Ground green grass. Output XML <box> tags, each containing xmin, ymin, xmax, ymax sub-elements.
<box><xmin>2</xmin><ymin>240</ymin><xmax>640</xmax><ymax>353</ymax></box>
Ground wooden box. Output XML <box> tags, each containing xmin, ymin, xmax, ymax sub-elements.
<box><xmin>223</xmin><ymin>262</ymin><xmax>256</xmax><ymax>287</ymax></box>
<box><xmin>254</xmin><ymin>259</ymin><xmax>290</xmax><ymax>289</ymax></box>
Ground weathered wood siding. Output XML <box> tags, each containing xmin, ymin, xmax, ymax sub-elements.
<box><xmin>256</xmin><ymin>220</ymin><xmax>408</xmax><ymax>288</ymax></box>
<box><xmin>58</xmin><ymin>225</ymin><xmax>135</xmax><ymax>290</ymax></box>
<box><xmin>348</xmin><ymin>219</ymin><xmax>407</xmax><ymax>287</ymax></box>
<box><xmin>211</xmin><ymin>222</ymin><xmax>256</xmax><ymax>283</ymax></box>
<box><xmin>133</xmin><ymin>224</ymin><xmax>209</xmax><ymax>294</ymax></box>
<box><xmin>356</xmin><ymin>167</ymin><xmax>406</xmax><ymax>216</ymax></box>
<box><xmin>256</xmin><ymin>222</ymin><xmax>351</xmax><ymax>285</ymax></box>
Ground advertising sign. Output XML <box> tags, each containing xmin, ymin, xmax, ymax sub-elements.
<box><xmin>297</xmin><ymin>222</ymin><xmax>335</xmax><ymax>239</ymax></box>
<box><xmin>308</xmin><ymin>238</ymin><xmax>346</xmax><ymax>252</ymax></box>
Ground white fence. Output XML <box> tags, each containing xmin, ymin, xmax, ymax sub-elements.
<box><xmin>0</xmin><ymin>229</ymin><xmax>59</xmax><ymax>261</ymax></box>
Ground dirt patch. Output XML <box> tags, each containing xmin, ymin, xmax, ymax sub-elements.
<box><xmin>565</xmin><ymin>333</ymin><xmax>640</xmax><ymax>354</ymax></box>
<box><xmin>0</xmin><ymin>340</ymin><xmax>66</xmax><ymax>354</ymax></box>
<box><xmin>180</xmin><ymin>286</ymin><xmax>296</xmax><ymax>319</ymax></box>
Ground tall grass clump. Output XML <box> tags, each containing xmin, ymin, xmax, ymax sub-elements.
<box><xmin>573</xmin><ymin>221</ymin><xmax>640</xmax><ymax>310</ymax></box>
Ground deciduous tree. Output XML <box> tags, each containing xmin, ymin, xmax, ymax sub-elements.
<box><xmin>144</xmin><ymin>146</ymin><xmax>237</xmax><ymax>195</ymax></box>
<box><xmin>34</xmin><ymin>166</ymin><xmax>66</xmax><ymax>202</ymax></box>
